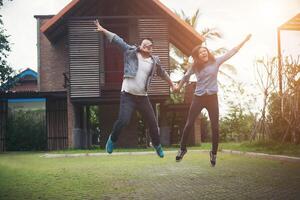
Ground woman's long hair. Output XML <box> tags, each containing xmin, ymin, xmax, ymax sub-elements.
<box><xmin>191</xmin><ymin>45</ymin><xmax>215</xmax><ymax>72</ymax></box>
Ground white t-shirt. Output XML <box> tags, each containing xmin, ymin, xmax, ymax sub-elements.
<box><xmin>121</xmin><ymin>53</ymin><xmax>153</xmax><ymax>96</ymax></box>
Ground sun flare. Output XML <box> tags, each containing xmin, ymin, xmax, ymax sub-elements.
<box><xmin>258</xmin><ymin>0</ymin><xmax>283</xmax><ymax>27</ymax></box>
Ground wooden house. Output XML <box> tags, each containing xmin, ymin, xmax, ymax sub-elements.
<box><xmin>0</xmin><ymin>0</ymin><xmax>204</xmax><ymax>151</ymax></box>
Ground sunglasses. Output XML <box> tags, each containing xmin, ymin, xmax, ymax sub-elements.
<box><xmin>143</xmin><ymin>43</ymin><xmax>153</xmax><ymax>49</ymax></box>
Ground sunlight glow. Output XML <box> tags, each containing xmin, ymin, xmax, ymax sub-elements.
<box><xmin>257</xmin><ymin>0</ymin><xmax>284</xmax><ymax>28</ymax></box>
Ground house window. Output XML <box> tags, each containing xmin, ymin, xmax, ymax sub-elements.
<box><xmin>103</xmin><ymin>19</ymin><xmax>129</xmax><ymax>86</ymax></box>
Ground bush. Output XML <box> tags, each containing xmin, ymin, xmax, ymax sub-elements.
<box><xmin>220</xmin><ymin>106</ymin><xmax>255</xmax><ymax>142</ymax></box>
<box><xmin>268</xmin><ymin>93</ymin><xmax>300</xmax><ymax>143</ymax></box>
<box><xmin>6</xmin><ymin>110</ymin><xmax>46</xmax><ymax>151</ymax></box>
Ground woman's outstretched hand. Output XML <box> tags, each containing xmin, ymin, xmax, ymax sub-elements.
<box><xmin>245</xmin><ymin>34</ymin><xmax>252</xmax><ymax>42</ymax></box>
<box><xmin>237</xmin><ymin>34</ymin><xmax>252</xmax><ymax>50</ymax></box>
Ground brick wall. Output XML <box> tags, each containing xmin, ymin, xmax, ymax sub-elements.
<box><xmin>10</xmin><ymin>82</ymin><xmax>38</xmax><ymax>91</ymax></box>
<box><xmin>38</xmin><ymin>18</ymin><xmax>68</xmax><ymax>92</ymax></box>
<box><xmin>37</xmin><ymin>16</ymin><xmax>72</xmax><ymax>148</ymax></box>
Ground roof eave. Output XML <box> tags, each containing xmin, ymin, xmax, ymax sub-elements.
<box><xmin>40</xmin><ymin>0</ymin><xmax>80</xmax><ymax>34</ymax></box>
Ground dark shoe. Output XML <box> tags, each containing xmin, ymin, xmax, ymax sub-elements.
<box><xmin>154</xmin><ymin>144</ymin><xmax>164</xmax><ymax>158</ymax></box>
<box><xmin>105</xmin><ymin>135</ymin><xmax>115</xmax><ymax>154</ymax></box>
<box><xmin>176</xmin><ymin>148</ymin><xmax>187</xmax><ymax>162</ymax></box>
<box><xmin>210</xmin><ymin>151</ymin><xmax>217</xmax><ymax>167</ymax></box>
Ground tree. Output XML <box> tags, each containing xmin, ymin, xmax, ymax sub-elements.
<box><xmin>220</xmin><ymin>106</ymin><xmax>255</xmax><ymax>142</ymax></box>
<box><xmin>251</xmin><ymin>55</ymin><xmax>300</xmax><ymax>144</ymax></box>
<box><xmin>280</xmin><ymin>56</ymin><xmax>300</xmax><ymax>143</ymax></box>
<box><xmin>251</xmin><ymin>57</ymin><xmax>278</xmax><ymax>141</ymax></box>
<box><xmin>267</xmin><ymin>93</ymin><xmax>288</xmax><ymax>141</ymax></box>
<box><xmin>171</xmin><ymin>9</ymin><xmax>226</xmax><ymax>72</ymax></box>
<box><xmin>0</xmin><ymin>0</ymin><xmax>14</xmax><ymax>90</ymax></box>
<box><xmin>169</xmin><ymin>9</ymin><xmax>237</xmax><ymax>104</ymax></box>
<box><xmin>220</xmin><ymin>81</ymin><xmax>256</xmax><ymax>142</ymax></box>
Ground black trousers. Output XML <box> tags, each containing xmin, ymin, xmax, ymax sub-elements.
<box><xmin>110</xmin><ymin>92</ymin><xmax>160</xmax><ymax>146</ymax></box>
<box><xmin>180</xmin><ymin>94</ymin><xmax>219</xmax><ymax>155</ymax></box>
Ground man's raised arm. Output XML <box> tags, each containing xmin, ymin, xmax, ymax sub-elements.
<box><xmin>94</xmin><ymin>19</ymin><xmax>132</xmax><ymax>51</ymax></box>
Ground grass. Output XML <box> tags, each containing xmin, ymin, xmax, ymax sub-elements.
<box><xmin>0</xmin><ymin>151</ymin><xmax>299</xmax><ymax>199</ymax></box>
<box><xmin>217</xmin><ymin>141</ymin><xmax>300</xmax><ymax>157</ymax></box>
<box><xmin>48</xmin><ymin>142</ymin><xmax>300</xmax><ymax>157</ymax></box>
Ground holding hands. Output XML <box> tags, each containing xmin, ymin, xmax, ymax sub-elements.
<box><xmin>170</xmin><ymin>83</ymin><xmax>180</xmax><ymax>93</ymax></box>
<box><xmin>172</xmin><ymin>84</ymin><xmax>180</xmax><ymax>93</ymax></box>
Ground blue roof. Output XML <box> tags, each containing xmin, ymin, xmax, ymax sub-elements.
<box><xmin>16</xmin><ymin>68</ymin><xmax>38</xmax><ymax>79</ymax></box>
<box><xmin>0</xmin><ymin>68</ymin><xmax>38</xmax><ymax>91</ymax></box>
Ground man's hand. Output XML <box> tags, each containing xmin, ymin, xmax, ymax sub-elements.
<box><xmin>94</xmin><ymin>19</ymin><xmax>106</xmax><ymax>32</ymax></box>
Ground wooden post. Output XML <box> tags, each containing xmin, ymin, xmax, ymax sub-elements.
<box><xmin>277</xmin><ymin>29</ymin><xmax>283</xmax><ymax>115</ymax></box>
<box><xmin>0</xmin><ymin>99</ymin><xmax>7</xmax><ymax>152</ymax></box>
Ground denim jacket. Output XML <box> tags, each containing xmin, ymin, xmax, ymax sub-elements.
<box><xmin>104</xmin><ymin>31</ymin><xmax>171</xmax><ymax>91</ymax></box>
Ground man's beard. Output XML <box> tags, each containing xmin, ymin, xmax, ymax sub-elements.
<box><xmin>140</xmin><ymin>49</ymin><xmax>152</xmax><ymax>56</ymax></box>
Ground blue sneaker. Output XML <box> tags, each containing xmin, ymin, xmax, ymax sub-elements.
<box><xmin>154</xmin><ymin>144</ymin><xmax>164</xmax><ymax>158</ymax></box>
<box><xmin>106</xmin><ymin>135</ymin><xmax>115</xmax><ymax>154</ymax></box>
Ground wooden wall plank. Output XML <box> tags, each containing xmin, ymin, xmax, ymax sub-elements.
<box><xmin>68</xmin><ymin>20</ymin><xmax>104</xmax><ymax>98</ymax></box>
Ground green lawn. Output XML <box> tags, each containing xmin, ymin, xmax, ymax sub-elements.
<box><xmin>51</xmin><ymin>142</ymin><xmax>300</xmax><ymax>157</ymax></box>
<box><xmin>0</xmin><ymin>151</ymin><xmax>299</xmax><ymax>200</ymax></box>
<box><xmin>218</xmin><ymin>141</ymin><xmax>300</xmax><ymax>157</ymax></box>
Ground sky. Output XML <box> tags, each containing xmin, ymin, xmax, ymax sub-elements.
<box><xmin>1</xmin><ymin>0</ymin><xmax>300</xmax><ymax>114</ymax></box>
<box><xmin>162</xmin><ymin>0</ymin><xmax>300</xmax><ymax>80</ymax></box>
<box><xmin>160</xmin><ymin>0</ymin><xmax>300</xmax><ymax>113</ymax></box>
<box><xmin>1</xmin><ymin>0</ymin><xmax>299</xmax><ymax>72</ymax></box>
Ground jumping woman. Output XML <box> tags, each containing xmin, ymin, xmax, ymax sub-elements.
<box><xmin>174</xmin><ymin>34</ymin><xmax>251</xmax><ymax>166</ymax></box>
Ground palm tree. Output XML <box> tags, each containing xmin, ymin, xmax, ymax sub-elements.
<box><xmin>170</xmin><ymin>9</ymin><xmax>237</xmax><ymax>84</ymax></box>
